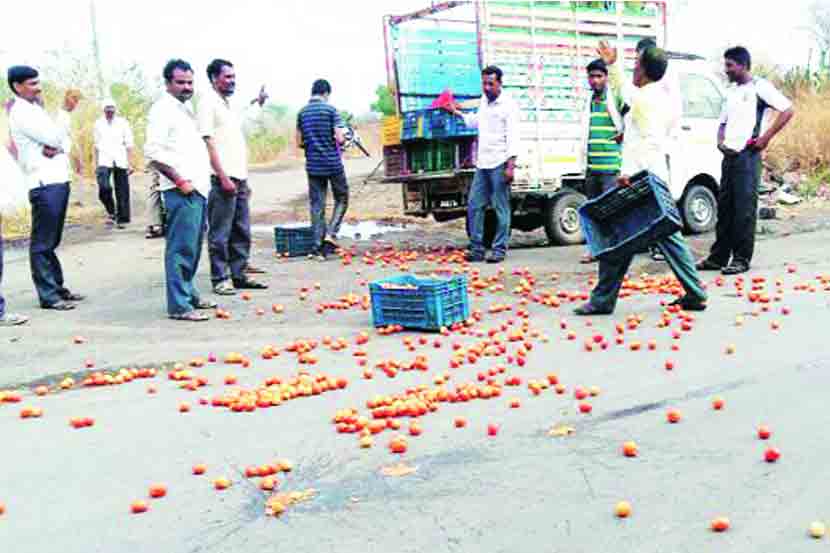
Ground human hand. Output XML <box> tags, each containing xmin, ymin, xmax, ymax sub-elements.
<box><xmin>177</xmin><ymin>179</ymin><xmax>194</xmax><ymax>195</ymax></box>
<box><xmin>616</xmin><ymin>175</ymin><xmax>632</xmax><ymax>187</ymax></box>
<box><xmin>220</xmin><ymin>176</ymin><xmax>237</xmax><ymax>195</ymax></box>
<box><xmin>597</xmin><ymin>40</ymin><xmax>618</xmax><ymax>66</ymax></box>
<box><xmin>613</xmin><ymin>132</ymin><xmax>624</xmax><ymax>144</ymax></box>
<box><xmin>504</xmin><ymin>161</ymin><xmax>515</xmax><ymax>185</ymax></box>
<box><xmin>748</xmin><ymin>135</ymin><xmax>769</xmax><ymax>152</ymax></box>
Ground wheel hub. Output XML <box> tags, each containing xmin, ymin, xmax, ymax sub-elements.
<box><xmin>691</xmin><ymin>196</ymin><xmax>712</xmax><ymax>224</ymax></box>
<box><xmin>561</xmin><ymin>206</ymin><xmax>580</xmax><ymax>234</ymax></box>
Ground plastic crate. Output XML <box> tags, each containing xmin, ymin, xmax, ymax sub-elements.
<box><xmin>406</xmin><ymin>141</ymin><xmax>457</xmax><ymax>173</ymax></box>
<box><xmin>369</xmin><ymin>275</ymin><xmax>470</xmax><ymax>331</ymax></box>
<box><xmin>383</xmin><ymin>145</ymin><xmax>404</xmax><ymax>177</ymax></box>
<box><xmin>579</xmin><ymin>171</ymin><xmax>681</xmax><ymax>262</ymax></box>
<box><xmin>381</xmin><ymin>115</ymin><xmax>402</xmax><ymax>147</ymax></box>
<box><xmin>274</xmin><ymin>225</ymin><xmax>316</xmax><ymax>257</ymax></box>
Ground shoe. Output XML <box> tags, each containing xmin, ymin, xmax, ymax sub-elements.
<box><xmin>465</xmin><ymin>252</ymin><xmax>485</xmax><ymax>263</ymax></box>
<box><xmin>573</xmin><ymin>303</ymin><xmax>613</xmax><ymax>316</ymax></box>
<box><xmin>323</xmin><ymin>237</ymin><xmax>340</xmax><ymax>253</ymax></box>
<box><xmin>696</xmin><ymin>259</ymin><xmax>722</xmax><ymax>271</ymax></box>
<box><xmin>311</xmin><ymin>250</ymin><xmax>328</xmax><ymax>262</ymax></box>
<box><xmin>486</xmin><ymin>253</ymin><xmax>505</xmax><ymax>264</ymax></box>
<box><xmin>721</xmin><ymin>262</ymin><xmax>749</xmax><ymax>275</ymax></box>
<box><xmin>116</xmin><ymin>223</ymin><xmax>127</xmax><ymax>230</ymax></box>
<box><xmin>145</xmin><ymin>225</ymin><xmax>164</xmax><ymax>239</ymax></box>
<box><xmin>213</xmin><ymin>281</ymin><xmax>237</xmax><ymax>296</ymax></box>
<box><xmin>60</xmin><ymin>291</ymin><xmax>85</xmax><ymax>302</ymax></box>
<box><xmin>42</xmin><ymin>301</ymin><xmax>76</xmax><ymax>311</ymax></box>
<box><xmin>243</xmin><ymin>264</ymin><xmax>266</xmax><ymax>275</ymax></box>
<box><xmin>0</xmin><ymin>313</ymin><xmax>29</xmax><ymax>326</ymax></box>
<box><xmin>669</xmin><ymin>296</ymin><xmax>707</xmax><ymax>311</ymax></box>
<box><xmin>580</xmin><ymin>253</ymin><xmax>597</xmax><ymax>264</ymax></box>
<box><xmin>192</xmin><ymin>298</ymin><xmax>219</xmax><ymax>310</ymax></box>
<box><xmin>232</xmin><ymin>277</ymin><xmax>269</xmax><ymax>290</ymax></box>
<box><xmin>650</xmin><ymin>247</ymin><xmax>665</xmax><ymax>262</ymax></box>
<box><xmin>169</xmin><ymin>311</ymin><xmax>209</xmax><ymax>322</ymax></box>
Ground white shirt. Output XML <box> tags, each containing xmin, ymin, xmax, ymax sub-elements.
<box><xmin>144</xmin><ymin>93</ymin><xmax>211</xmax><ymax>197</ymax></box>
<box><xmin>620</xmin><ymin>81</ymin><xmax>673</xmax><ymax>184</ymax></box>
<box><xmin>720</xmin><ymin>78</ymin><xmax>792</xmax><ymax>152</ymax></box>
<box><xmin>94</xmin><ymin>116</ymin><xmax>134</xmax><ymax>169</ymax></box>
<box><xmin>461</xmin><ymin>90</ymin><xmax>521</xmax><ymax>170</ymax></box>
<box><xmin>198</xmin><ymin>89</ymin><xmax>249</xmax><ymax>180</ymax></box>
<box><xmin>8</xmin><ymin>98</ymin><xmax>71</xmax><ymax>190</ymax></box>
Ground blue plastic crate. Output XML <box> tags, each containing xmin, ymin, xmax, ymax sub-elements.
<box><xmin>274</xmin><ymin>225</ymin><xmax>316</xmax><ymax>257</ymax></box>
<box><xmin>369</xmin><ymin>275</ymin><xmax>470</xmax><ymax>331</ymax></box>
<box><xmin>579</xmin><ymin>171</ymin><xmax>682</xmax><ymax>262</ymax></box>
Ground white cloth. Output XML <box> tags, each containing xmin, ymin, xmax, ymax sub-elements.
<box><xmin>94</xmin><ymin>116</ymin><xmax>134</xmax><ymax>169</ymax></box>
<box><xmin>461</xmin><ymin>90</ymin><xmax>521</xmax><ymax>169</ymax></box>
<box><xmin>8</xmin><ymin>98</ymin><xmax>71</xmax><ymax>190</ymax></box>
<box><xmin>144</xmin><ymin>93</ymin><xmax>210</xmax><ymax>197</ymax></box>
<box><xmin>198</xmin><ymin>89</ymin><xmax>248</xmax><ymax>180</ymax></box>
<box><xmin>0</xmin><ymin>146</ymin><xmax>28</xmax><ymax>215</ymax></box>
<box><xmin>720</xmin><ymin>78</ymin><xmax>792</xmax><ymax>152</ymax></box>
<box><xmin>619</xmin><ymin>81</ymin><xmax>673</xmax><ymax>184</ymax></box>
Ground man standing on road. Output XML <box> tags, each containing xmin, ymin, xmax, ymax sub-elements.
<box><xmin>574</xmin><ymin>45</ymin><xmax>707</xmax><ymax>316</ymax></box>
<box><xmin>200</xmin><ymin>59</ymin><xmax>269</xmax><ymax>296</ymax></box>
<box><xmin>7</xmin><ymin>66</ymin><xmax>85</xmax><ymax>311</ymax></box>
<box><xmin>296</xmin><ymin>79</ymin><xmax>348</xmax><ymax>261</ymax></box>
<box><xmin>94</xmin><ymin>99</ymin><xmax>136</xmax><ymax>229</ymax></box>
<box><xmin>446</xmin><ymin>65</ymin><xmax>520</xmax><ymax>264</ymax></box>
<box><xmin>696</xmin><ymin>46</ymin><xmax>794</xmax><ymax>276</ymax></box>
<box><xmin>581</xmin><ymin>58</ymin><xmax>625</xmax><ymax>264</ymax></box>
<box><xmin>0</xmin><ymin>132</ymin><xmax>29</xmax><ymax>326</ymax></box>
<box><xmin>144</xmin><ymin>59</ymin><xmax>217</xmax><ymax>322</ymax></box>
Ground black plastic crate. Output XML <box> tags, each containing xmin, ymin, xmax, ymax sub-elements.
<box><xmin>274</xmin><ymin>225</ymin><xmax>316</xmax><ymax>257</ymax></box>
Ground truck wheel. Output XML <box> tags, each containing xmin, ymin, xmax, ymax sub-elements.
<box><xmin>466</xmin><ymin>210</ymin><xmax>499</xmax><ymax>249</ymax></box>
<box><xmin>544</xmin><ymin>190</ymin><xmax>587</xmax><ymax>245</ymax></box>
<box><xmin>681</xmin><ymin>184</ymin><xmax>717</xmax><ymax>234</ymax></box>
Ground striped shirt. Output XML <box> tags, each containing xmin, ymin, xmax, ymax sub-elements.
<box><xmin>297</xmin><ymin>97</ymin><xmax>345</xmax><ymax>176</ymax></box>
<box><xmin>587</xmin><ymin>90</ymin><xmax>622</xmax><ymax>175</ymax></box>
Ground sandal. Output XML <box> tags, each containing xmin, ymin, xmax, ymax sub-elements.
<box><xmin>145</xmin><ymin>225</ymin><xmax>164</xmax><ymax>239</ymax></box>
<box><xmin>192</xmin><ymin>298</ymin><xmax>218</xmax><ymax>310</ymax></box>
<box><xmin>721</xmin><ymin>262</ymin><xmax>749</xmax><ymax>276</ymax></box>
<box><xmin>580</xmin><ymin>253</ymin><xmax>596</xmax><ymax>264</ymax></box>
<box><xmin>695</xmin><ymin>259</ymin><xmax>722</xmax><ymax>271</ymax></box>
<box><xmin>60</xmin><ymin>291</ymin><xmax>85</xmax><ymax>302</ymax></box>
<box><xmin>213</xmin><ymin>281</ymin><xmax>237</xmax><ymax>296</ymax></box>
<box><xmin>232</xmin><ymin>278</ymin><xmax>269</xmax><ymax>290</ymax></box>
<box><xmin>0</xmin><ymin>313</ymin><xmax>29</xmax><ymax>326</ymax></box>
<box><xmin>42</xmin><ymin>301</ymin><xmax>76</xmax><ymax>311</ymax></box>
<box><xmin>243</xmin><ymin>264</ymin><xmax>267</xmax><ymax>275</ymax></box>
<box><xmin>169</xmin><ymin>311</ymin><xmax>209</xmax><ymax>322</ymax></box>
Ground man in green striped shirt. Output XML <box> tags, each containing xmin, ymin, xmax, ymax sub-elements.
<box><xmin>582</xmin><ymin>59</ymin><xmax>625</xmax><ymax>262</ymax></box>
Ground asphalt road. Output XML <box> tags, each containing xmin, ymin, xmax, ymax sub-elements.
<box><xmin>1</xmin><ymin>162</ymin><xmax>829</xmax><ymax>552</ymax></box>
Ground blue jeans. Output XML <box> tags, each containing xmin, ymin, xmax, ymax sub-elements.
<box><xmin>163</xmin><ymin>189</ymin><xmax>206</xmax><ymax>315</ymax></box>
<box><xmin>29</xmin><ymin>183</ymin><xmax>71</xmax><ymax>306</ymax></box>
<box><xmin>308</xmin><ymin>171</ymin><xmax>349</xmax><ymax>251</ymax></box>
<box><xmin>468</xmin><ymin>164</ymin><xmax>511</xmax><ymax>257</ymax></box>
<box><xmin>207</xmin><ymin>176</ymin><xmax>251</xmax><ymax>285</ymax></box>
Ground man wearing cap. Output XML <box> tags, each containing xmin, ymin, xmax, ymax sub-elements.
<box><xmin>94</xmin><ymin>99</ymin><xmax>135</xmax><ymax>228</ymax></box>
<box><xmin>7</xmin><ymin>65</ymin><xmax>85</xmax><ymax>311</ymax></box>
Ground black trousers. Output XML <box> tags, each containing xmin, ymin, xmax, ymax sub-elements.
<box><xmin>29</xmin><ymin>183</ymin><xmax>71</xmax><ymax>306</ymax></box>
<box><xmin>207</xmin><ymin>176</ymin><xmax>251</xmax><ymax>285</ymax></box>
<box><xmin>707</xmin><ymin>149</ymin><xmax>761</xmax><ymax>267</ymax></box>
<box><xmin>96</xmin><ymin>165</ymin><xmax>131</xmax><ymax>223</ymax></box>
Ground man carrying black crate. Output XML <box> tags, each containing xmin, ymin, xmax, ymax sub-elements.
<box><xmin>445</xmin><ymin>65</ymin><xmax>520</xmax><ymax>264</ymax></box>
<box><xmin>696</xmin><ymin>46</ymin><xmax>794</xmax><ymax>276</ymax></box>
<box><xmin>581</xmin><ymin>58</ymin><xmax>626</xmax><ymax>264</ymax></box>
<box><xmin>574</xmin><ymin>44</ymin><xmax>707</xmax><ymax>316</ymax></box>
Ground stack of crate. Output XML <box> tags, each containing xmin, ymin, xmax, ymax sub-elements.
<box><xmin>382</xmin><ymin>115</ymin><xmax>404</xmax><ymax>178</ymax></box>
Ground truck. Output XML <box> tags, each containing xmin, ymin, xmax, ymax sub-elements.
<box><xmin>381</xmin><ymin>1</ymin><xmax>725</xmax><ymax>247</ymax></box>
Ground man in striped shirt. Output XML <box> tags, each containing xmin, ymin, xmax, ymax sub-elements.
<box><xmin>582</xmin><ymin>59</ymin><xmax>625</xmax><ymax>263</ymax></box>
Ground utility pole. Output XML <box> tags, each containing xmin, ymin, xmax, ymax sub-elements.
<box><xmin>90</xmin><ymin>0</ymin><xmax>105</xmax><ymax>98</ymax></box>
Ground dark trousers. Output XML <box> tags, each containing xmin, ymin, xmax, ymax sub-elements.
<box><xmin>96</xmin><ymin>165</ymin><xmax>131</xmax><ymax>223</ymax></box>
<box><xmin>29</xmin><ymin>183</ymin><xmax>70</xmax><ymax>306</ymax></box>
<box><xmin>0</xmin><ymin>227</ymin><xmax>5</xmax><ymax>318</ymax></box>
<box><xmin>468</xmin><ymin>164</ymin><xmax>511</xmax><ymax>257</ymax></box>
<box><xmin>706</xmin><ymin>149</ymin><xmax>761</xmax><ymax>267</ymax></box>
<box><xmin>308</xmin><ymin>171</ymin><xmax>349</xmax><ymax>250</ymax></box>
<box><xmin>590</xmin><ymin>231</ymin><xmax>707</xmax><ymax>313</ymax></box>
<box><xmin>163</xmin><ymin>190</ymin><xmax>206</xmax><ymax>316</ymax></box>
<box><xmin>207</xmin><ymin>176</ymin><xmax>251</xmax><ymax>285</ymax></box>
<box><xmin>584</xmin><ymin>173</ymin><xmax>617</xmax><ymax>200</ymax></box>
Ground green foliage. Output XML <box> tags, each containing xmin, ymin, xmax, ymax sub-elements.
<box><xmin>370</xmin><ymin>85</ymin><xmax>397</xmax><ymax>116</ymax></box>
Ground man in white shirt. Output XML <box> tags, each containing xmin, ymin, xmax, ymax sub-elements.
<box><xmin>446</xmin><ymin>65</ymin><xmax>520</xmax><ymax>263</ymax></box>
<box><xmin>697</xmin><ymin>46</ymin><xmax>794</xmax><ymax>275</ymax></box>
<box><xmin>575</xmin><ymin>45</ymin><xmax>707</xmax><ymax>316</ymax></box>
<box><xmin>94</xmin><ymin>99</ymin><xmax>135</xmax><ymax>228</ymax></box>
<box><xmin>7</xmin><ymin>65</ymin><xmax>85</xmax><ymax>311</ymax></box>
<box><xmin>199</xmin><ymin>59</ymin><xmax>268</xmax><ymax>296</ymax></box>
<box><xmin>144</xmin><ymin>59</ymin><xmax>217</xmax><ymax>322</ymax></box>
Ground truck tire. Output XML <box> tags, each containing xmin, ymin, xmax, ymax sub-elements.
<box><xmin>466</xmin><ymin>209</ymin><xmax>499</xmax><ymax>249</ymax></box>
<box><xmin>544</xmin><ymin>190</ymin><xmax>587</xmax><ymax>245</ymax></box>
<box><xmin>680</xmin><ymin>184</ymin><xmax>717</xmax><ymax>234</ymax></box>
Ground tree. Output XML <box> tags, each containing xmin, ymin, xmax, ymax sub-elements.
<box><xmin>809</xmin><ymin>0</ymin><xmax>830</xmax><ymax>71</ymax></box>
<box><xmin>370</xmin><ymin>84</ymin><xmax>396</xmax><ymax>116</ymax></box>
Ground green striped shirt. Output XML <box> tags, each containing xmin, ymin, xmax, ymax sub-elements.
<box><xmin>587</xmin><ymin>91</ymin><xmax>621</xmax><ymax>175</ymax></box>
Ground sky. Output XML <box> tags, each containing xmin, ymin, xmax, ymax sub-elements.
<box><xmin>0</xmin><ymin>1</ymin><xmax>818</xmax><ymax>113</ymax></box>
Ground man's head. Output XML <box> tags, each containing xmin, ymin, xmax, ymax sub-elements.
<box><xmin>635</xmin><ymin>47</ymin><xmax>668</xmax><ymax>87</ymax></box>
<box><xmin>586</xmin><ymin>59</ymin><xmax>608</xmax><ymax>93</ymax></box>
<box><xmin>724</xmin><ymin>46</ymin><xmax>752</xmax><ymax>83</ymax></box>
<box><xmin>103</xmin><ymin>99</ymin><xmax>116</xmax><ymax>121</ymax></box>
<box><xmin>163</xmin><ymin>59</ymin><xmax>194</xmax><ymax>102</ymax></box>
<box><xmin>311</xmin><ymin>79</ymin><xmax>332</xmax><ymax>99</ymax></box>
<box><xmin>207</xmin><ymin>59</ymin><xmax>235</xmax><ymax>97</ymax></box>
<box><xmin>7</xmin><ymin>65</ymin><xmax>41</xmax><ymax>102</ymax></box>
<box><xmin>636</xmin><ymin>37</ymin><xmax>657</xmax><ymax>56</ymax></box>
<box><xmin>63</xmin><ymin>89</ymin><xmax>82</xmax><ymax>112</ymax></box>
<box><xmin>481</xmin><ymin>65</ymin><xmax>503</xmax><ymax>102</ymax></box>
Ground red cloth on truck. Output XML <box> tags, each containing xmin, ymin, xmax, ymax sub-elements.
<box><xmin>430</xmin><ymin>89</ymin><xmax>455</xmax><ymax>109</ymax></box>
